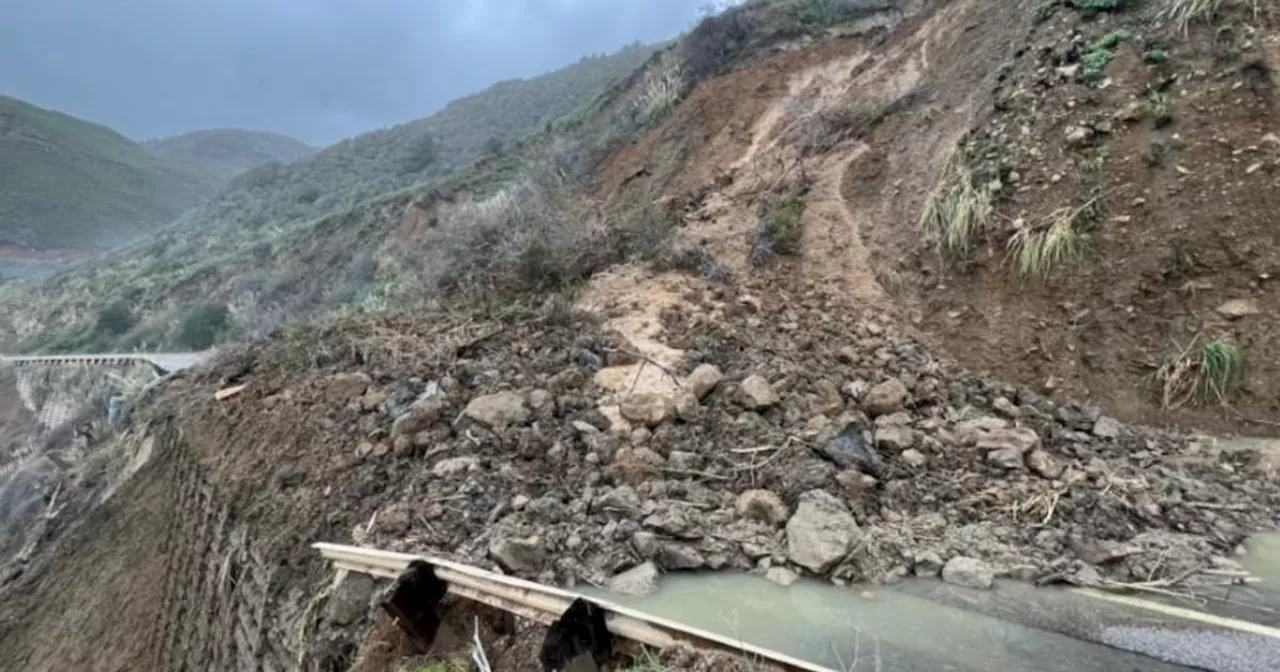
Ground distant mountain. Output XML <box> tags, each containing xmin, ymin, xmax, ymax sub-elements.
<box><xmin>0</xmin><ymin>95</ymin><xmax>213</xmax><ymax>251</ymax></box>
<box><xmin>143</xmin><ymin>129</ymin><xmax>315</xmax><ymax>182</ymax></box>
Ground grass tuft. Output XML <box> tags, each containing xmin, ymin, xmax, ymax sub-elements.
<box><xmin>750</xmin><ymin>189</ymin><xmax>807</xmax><ymax>267</ymax></box>
<box><xmin>1006</xmin><ymin>207</ymin><xmax>1089</xmax><ymax>281</ymax></box>
<box><xmin>919</xmin><ymin>147</ymin><xmax>993</xmax><ymax>264</ymax></box>
<box><xmin>1069</xmin><ymin>0</ymin><xmax>1143</xmax><ymax>10</ymax></box>
<box><xmin>1081</xmin><ymin>29</ymin><xmax>1134</xmax><ymax>81</ymax></box>
<box><xmin>1148</xmin><ymin>91</ymin><xmax>1173</xmax><ymax>127</ymax></box>
<box><xmin>1156</xmin><ymin>336</ymin><xmax>1243</xmax><ymax>408</ymax></box>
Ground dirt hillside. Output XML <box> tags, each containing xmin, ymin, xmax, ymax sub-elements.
<box><xmin>2</xmin><ymin>1</ymin><xmax>1280</xmax><ymax>671</ymax></box>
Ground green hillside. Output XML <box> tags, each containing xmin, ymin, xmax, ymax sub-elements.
<box><xmin>0</xmin><ymin>95</ymin><xmax>213</xmax><ymax>250</ymax></box>
<box><xmin>143</xmin><ymin>129</ymin><xmax>315</xmax><ymax>182</ymax></box>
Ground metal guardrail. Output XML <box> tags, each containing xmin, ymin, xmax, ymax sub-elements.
<box><xmin>314</xmin><ymin>542</ymin><xmax>835</xmax><ymax>672</ymax></box>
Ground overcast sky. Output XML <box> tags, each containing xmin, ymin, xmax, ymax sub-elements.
<box><xmin>0</xmin><ymin>0</ymin><xmax>714</xmax><ymax>146</ymax></box>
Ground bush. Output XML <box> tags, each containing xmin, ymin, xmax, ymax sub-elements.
<box><xmin>1069</xmin><ymin>0</ymin><xmax>1142</xmax><ymax>10</ymax></box>
<box><xmin>750</xmin><ymin>188</ymin><xmax>807</xmax><ymax>267</ymax></box>
<box><xmin>400</xmin><ymin>133</ymin><xmax>439</xmax><ymax>174</ymax></box>
<box><xmin>175</xmin><ymin>302</ymin><xmax>231</xmax><ymax>350</ymax></box>
<box><xmin>94</xmin><ymin>301</ymin><xmax>136</xmax><ymax>337</ymax></box>
<box><xmin>1081</xmin><ymin>29</ymin><xmax>1133</xmax><ymax>81</ymax></box>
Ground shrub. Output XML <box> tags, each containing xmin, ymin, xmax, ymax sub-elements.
<box><xmin>94</xmin><ymin>301</ymin><xmax>136</xmax><ymax>337</ymax></box>
<box><xmin>1081</xmin><ymin>29</ymin><xmax>1133</xmax><ymax>81</ymax></box>
<box><xmin>1156</xmin><ymin>336</ymin><xmax>1243</xmax><ymax>407</ymax></box>
<box><xmin>1143</xmin><ymin>48</ymin><xmax>1171</xmax><ymax>63</ymax></box>
<box><xmin>750</xmin><ymin>189</ymin><xmax>807</xmax><ymax>266</ymax></box>
<box><xmin>919</xmin><ymin>147</ymin><xmax>993</xmax><ymax>263</ymax></box>
<box><xmin>400</xmin><ymin>132</ymin><xmax>439</xmax><ymax>174</ymax></box>
<box><xmin>297</xmin><ymin>187</ymin><xmax>322</xmax><ymax>204</ymax></box>
<box><xmin>175</xmin><ymin>302</ymin><xmax>231</xmax><ymax>350</ymax></box>
<box><xmin>1006</xmin><ymin>207</ymin><xmax>1090</xmax><ymax>280</ymax></box>
<box><xmin>1148</xmin><ymin>91</ymin><xmax>1173</xmax><ymax>127</ymax></box>
<box><xmin>1069</xmin><ymin>0</ymin><xmax>1142</xmax><ymax>10</ymax></box>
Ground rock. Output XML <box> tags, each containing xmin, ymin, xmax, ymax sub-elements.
<box><xmin>874</xmin><ymin>426</ymin><xmax>915</xmax><ymax>452</ymax></box>
<box><xmin>874</xmin><ymin>411</ymin><xmax>912</xmax><ymax>428</ymax></box>
<box><xmin>987</xmin><ymin>446</ymin><xmax>1026</xmax><ymax>470</ymax></box>
<box><xmin>597</xmin><ymin>486</ymin><xmax>642</xmax><ymax>517</ymax></box>
<box><xmin>992</xmin><ymin>397</ymin><xmax>1021</xmax><ymax>419</ymax></box>
<box><xmin>326</xmin><ymin>372</ymin><xmax>372</xmax><ymax>405</ymax></box>
<box><xmin>941</xmin><ymin>557</ymin><xmax>995</xmax><ymax>590</ymax></box>
<box><xmin>392</xmin><ymin>435</ymin><xmax>414</xmax><ymax>457</ymax></box>
<box><xmin>632</xmin><ymin>531</ymin><xmax>659</xmax><ymax>558</ymax></box>
<box><xmin>606</xmin><ymin>562</ymin><xmax>660</xmax><ymax>597</ymax></box>
<box><xmin>667</xmin><ymin>451</ymin><xmax>702</xmax><ymax>471</ymax></box>
<box><xmin>900</xmin><ymin>449</ymin><xmax>928</xmax><ymax>468</ymax></box>
<box><xmin>489</xmin><ymin>535</ymin><xmax>546</xmax><ymax>573</ymax></box>
<box><xmin>741</xmin><ymin>375</ymin><xmax>781</xmax><ymax>408</ymax></box>
<box><xmin>609</xmin><ymin>447</ymin><xmax>665</xmax><ymax>485</ymax></box>
<box><xmin>785</xmin><ymin>490</ymin><xmax>860</xmax><ymax>573</ymax></box>
<box><xmin>1216</xmin><ymin>299</ymin><xmax>1261</xmax><ymax>319</ymax></box>
<box><xmin>598</xmin><ymin>405</ymin><xmax>633</xmax><ymax>435</ymax></box>
<box><xmin>811</xmin><ymin>379</ymin><xmax>844</xmax><ymax>416</ymax></box>
<box><xmin>1056</xmin><ymin>64</ymin><xmax>1080</xmax><ymax>79</ymax></box>
<box><xmin>685</xmin><ymin>364</ymin><xmax>725</xmax><ymax>399</ymax></box>
<box><xmin>273</xmin><ymin>466</ymin><xmax>306</xmax><ymax>489</ymax></box>
<box><xmin>835</xmin><ymin>470</ymin><xmax>878</xmax><ymax>496</ymax></box>
<box><xmin>463</xmin><ymin>391</ymin><xmax>530</xmax><ymax>430</ymax></box>
<box><xmin>955</xmin><ymin>416</ymin><xmax>1010</xmax><ymax>443</ymax></box>
<box><xmin>620</xmin><ymin>393</ymin><xmax>676</xmax><ymax>427</ymax></box>
<box><xmin>820</xmin><ymin>425</ymin><xmax>883</xmax><ymax>476</ymax></box>
<box><xmin>863</xmin><ymin>379</ymin><xmax>908</xmax><ymax>416</ymax></box>
<box><xmin>975</xmin><ymin>427</ymin><xmax>1040</xmax><ymax>455</ymax></box>
<box><xmin>913</xmin><ymin>552</ymin><xmax>944</xmax><ymax>578</ymax></box>
<box><xmin>657</xmin><ymin>543</ymin><xmax>705</xmax><ymax>570</ymax></box>
<box><xmin>391</xmin><ymin>397</ymin><xmax>447</xmax><ymax>437</ymax></box>
<box><xmin>1064</xmin><ymin>125</ymin><xmax>1093</xmax><ymax>146</ymax></box>
<box><xmin>1026</xmin><ymin>449</ymin><xmax>1065</xmax><ymax>479</ymax></box>
<box><xmin>673</xmin><ymin>391</ymin><xmax>700</xmax><ymax>421</ymax></box>
<box><xmin>432</xmin><ymin>456</ymin><xmax>479</xmax><ymax>477</ymax></box>
<box><xmin>736</xmin><ymin>490</ymin><xmax>790</xmax><ymax>526</ymax></box>
<box><xmin>527</xmin><ymin>389</ymin><xmax>556</xmax><ymax>416</ymax></box>
<box><xmin>765</xmin><ymin>567</ymin><xmax>800</xmax><ymax>587</ymax></box>
<box><xmin>1115</xmin><ymin>101</ymin><xmax>1146</xmax><ymax>122</ymax></box>
<box><xmin>1092</xmin><ymin>416</ymin><xmax>1121</xmax><ymax>440</ymax></box>
<box><xmin>325</xmin><ymin>572</ymin><xmax>375</xmax><ymax>625</ymax></box>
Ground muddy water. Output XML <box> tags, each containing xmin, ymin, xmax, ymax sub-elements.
<box><xmin>585</xmin><ymin>573</ymin><xmax>1193</xmax><ymax>671</ymax></box>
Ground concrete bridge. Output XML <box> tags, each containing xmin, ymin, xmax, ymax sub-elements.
<box><xmin>0</xmin><ymin>351</ymin><xmax>214</xmax><ymax>375</ymax></box>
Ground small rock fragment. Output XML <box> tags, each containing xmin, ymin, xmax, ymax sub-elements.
<box><xmin>657</xmin><ymin>544</ymin><xmax>705</xmax><ymax>570</ymax></box>
<box><xmin>820</xmin><ymin>426</ymin><xmax>883</xmax><ymax>476</ymax></box>
<box><xmin>863</xmin><ymin>378</ymin><xmax>909</xmax><ymax>416</ymax></box>
<box><xmin>941</xmin><ymin>557</ymin><xmax>995</xmax><ymax>590</ymax></box>
<box><xmin>1092</xmin><ymin>416</ymin><xmax>1122</xmax><ymax>440</ymax></box>
<box><xmin>1064</xmin><ymin>125</ymin><xmax>1094</xmax><ymax>146</ymax></box>
<box><xmin>1026</xmin><ymin>449</ymin><xmax>1065</xmax><ymax>479</ymax></box>
<box><xmin>685</xmin><ymin>364</ymin><xmax>725</xmax><ymax>399</ymax></box>
<box><xmin>325</xmin><ymin>573</ymin><xmax>375</xmax><ymax>625</ymax></box>
<box><xmin>765</xmin><ymin>567</ymin><xmax>800</xmax><ymax>587</ymax></box>
<box><xmin>463</xmin><ymin>391</ymin><xmax>530</xmax><ymax>430</ymax></box>
<box><xmin>673</xmin><ymin>391</ymin><xmax>700</xmax><ymax>421</ymax></box>
<box><xmin>433</xmin><ymin>456</ymin><xmax>479</xmax><ymax>477</ymax></box>
<box><xmin>1216</xmin><ymin>298</ymin><xmax>1261</xmax><ymax>319</ymax></box>
<box><xmin>741</xmin><ymin>375</ymin><xmax>781</xmax><ymax>409</ymax></box>
<box><xmin>392</xmin><ymin>396</ymin><xmax>447</xmax><ymax>437</ymax></box>
<box><xmin>875</xmin><ymin>426</ymin><xmax>916</xmax><ymax>452</ymax></box>
<box><xmin>992</xmin><ymin>397</ymin><xmax>1021</xmax><ymax>419</ymax></box>
<box><xmin>489</xmin><ymin>535</ymin><xmax>546</xmax><ymax>573</ymax></box>
<box><xmin>736</xmin><ymin>490</ymin><xmax>790</xmax><ymax>526</ymax></box>
<box><xmin>620</xmin><ymin>393</ymin><xmax>676</xmax><ymax>427</ymax></box>
<box><xmin>326</xmin><ymin>372</ymin><xmax>372</xmax><ymax>405</ymax></box>
<box><xmin>606</xmin><ymin>562</ymin><xmax>661</xmax><ymax>597</ymax></box>
<box><xmin>900</xmin><ymin>449</ymin><xmax>927</xmax><ymax>468</ymax></box>
<box><xmin>913</xmin><ymin>551</ymin><xmax>944</xmax><ymax>578</ymax></box>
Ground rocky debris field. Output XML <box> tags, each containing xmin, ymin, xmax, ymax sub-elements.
<box><xmin>167</xmin><ymin>276</ymin><xmax>1279</xmax><ymax>603</ymax></box>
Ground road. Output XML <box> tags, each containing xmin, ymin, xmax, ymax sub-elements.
<box><xmin>0</xmin><ymin>351</ymin><xmax>213</xmax><ymax>374</ymax></box>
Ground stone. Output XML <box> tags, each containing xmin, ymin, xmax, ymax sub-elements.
<box><xmin>667</xmin><ymin>451</ymin><xmax>702</xmax><ymax>471</ymax></box>
<box><xmin>900</xmin><ymin>449</ymin><xmax>928</xmax><ymax>468</ymax></box>
<box><xmin>1026</xmin><ymin>450</ymin><xmax>1065</xmax><ymax>479</ymax></box>
<box><xmin>326</xmin><ymin>372</ymin><xmax>372</xmax><ymax>405</ymax></box>
<box><xmin>955</xmin><ymin>416</ymin><xmax>1010</xmax><ymax>443</ymax></box>
<box><xmin>391</xmin><ymin>397</ymin><xmax>447</xmax><ymax>437</ymax></box>
<box><xmin>785</xmin><ymin>490</ymin><xmax>860</xmax><ymax>573</ymax></box>
<box><xmin>863</xmin><ymin>379</ymin><xmax>908</xmax><ymax>416</ymax></box>
<box><xmin>941</xmin><ymin>557</ymin><xmax>995</xmax><ymax>589</ymax></box>
<box><xmin>835</xmin><ymin>470</ymin><xmax>878</xmax><ymax>496</ymax></box>
<box><xmin>741</xmin><ymin>375</ymin><xmax>781</xmax><ymax>409</ymax></box>
<box><xmin>1115</xmin><ymin>101</ymin><xmax>1146</xmax><ymax>122</ymax></box>
<box><xmin>1217</xmin><ymin>298</ymin><xmax>1261</xmax><ymax>319</ymax></box>
<box><xmin>913</xmin><ymin>552</ymin><xmax>944</xmax><ymax>578</ymax></box>
<box><xmin>463</xmin><ymin>391</ymin><xmax>530</xmax><ymax>430</ymax></box>
<box><xmin>597</xmin><ymin>485</ymin><xmax>642</xmax><ymax>517</ymax></box>
<box><xmin>489</xmin><ymin>535</ymin><xmax>546</xmax><ymax>573</ymax></box>
<box><xmin>392</xmin><ymin>435</ymin><xmax>414</xmax><ymax>457</ymax></box>
<box><xmin>1092</xmin><ymin>416</ymin><xmax>1122</xmax><ymax>440</ymax></box>
<box><xmin>992</xmin><ymin>397</ymin><xmax>1021</xmax><ymax>419</ymax></box>
<box><xmin>765</xmin><ymin>567</ymin><xmax>800</xmax><ymax>587</ymax></box>
<box><xmin>620</xmin><ymin>393</ymin><xmax>676</xmax><ymax>427</ymax></box>
<box><xmin>432</xmin><ymin>456</ymin><xmax>479</xmax><ymax>477</ymax></box>
<box><xmin>811</xmin><ymin>379</ymin><xmax>844</xmax><ymax>416</ymax></box>
<box><xmin>1064</xmin><ymin>125</ymin><xmax>1093</xmax><ymax>146</ymax></box>
<box><xmin>987</xmin><ymin>446</ymin><xmax>1026</xmax><ymax>470</ymax></box>
<box><xmin>975</xmin><ymin>427</ymin><xmax>1040</xmax><ymax>455</ymax></box>
<box><xmin>673</xmin><ymin>390</ymin><xmax>700</xmax><ymax>422</ymax></box>
<box><xmin>873</xmin><ymin>411</ymin><xmax>912</xmax><ymax>428</ymax></box>
<box><xmin>657</xmin><ymin>543</ymin><xmax>705</xmax><ymax>570</ymax></box>
<box><xmin>606</xmin><ymin>561</ymin><xmax>661</xmax><ymax>597</ymax></box>
<box><xmin>685</xmin><ymin>364</ymin><xmax>725</xmax><ymax>399</ymax></box>
<box><xmin>874</xmin><ymin>426</ymin><xmax>916</xmax><ymax>452</ymax></box>
<box><xmin>736</xmin><ymin>490</ymin><xmax>789</xmax><ymax>526</ymax></box>
<box><xmin>821</xmin><ymin>426</ymin><xmax>884</xmax><ymax>476</ymax></box>
<box><xmin>527</xmin><ymin>389</ymin><xmax>556</xmax><ymax>416</ymax></box>
<box><xmin>325</xmin><ymin>572</ymin><xmax>375</xmax><ymax>625</ymax></box>
<box><xmin>632</xmin><ymin>531</ymin><xmax>659</xmax><ymax>558</ymax></box>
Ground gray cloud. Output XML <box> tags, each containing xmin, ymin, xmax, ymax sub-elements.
<box><xmin>0</xmin><ymin>0</ymin><xmax>708</xmax><ymax>144</ymax></box>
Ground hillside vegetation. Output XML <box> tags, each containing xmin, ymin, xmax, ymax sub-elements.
<box><xmin>142</xmin><ymin>129</ymin><xmax>315</xmax><ymax>183</ymax></box>
<box><xmin>0</xmin><ymin>96</ymin><xmax>214</xmax><ymax>251</ymax></box>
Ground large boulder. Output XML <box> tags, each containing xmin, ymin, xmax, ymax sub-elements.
<box><xmin>785</xmin><ymin>490</ymin><xmax>860</xmax><ymax>573</ymax></box>
<box><xmin>464</xmin><ymin>391</ymin><xmax>530</xmax><ymax>430</ymax></box>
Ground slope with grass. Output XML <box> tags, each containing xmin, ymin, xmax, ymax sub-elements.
<box><xmin>142</xmin><ymin>129</ymin><xmax>315</xmax><ymax>183</ymax></box>
<box><xmin>0</xmin><ymin>96</ymin><xmax>213</xmax><ymax>251</ymax></box>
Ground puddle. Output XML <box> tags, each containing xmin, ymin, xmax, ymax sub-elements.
<box><xmin>1242</xmin><ymin>533</ymin><xmax>1280</xmax><ymax>590</ymax></box>
<box><xmin>583</xmin><ymin>573</ymin><xmax>1196</xmax><ymax>671</ymax></box>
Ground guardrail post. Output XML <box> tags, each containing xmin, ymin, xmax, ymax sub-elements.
<box><xmin>381</xmin><ymin>560</ymin><xmax>450</xmax><ymax>654</ymax></box>
<box><xmin>539</xmin><ymin>598</ymin><xmax>612</xmax><ymax>672</ymax></box>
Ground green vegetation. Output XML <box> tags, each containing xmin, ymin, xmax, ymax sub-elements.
<box><xmin>920</xmin><ymin>147</ymin><xmax>993</xmax><ymax>263</ymax></box>
<box><xmin>94</xmin><ymin>301</ymin><xmax>137</xmax><ymax>337</ymax></box>
<box><xmin>1006</xmin><ymin>207</ymin><xmax>1090</xmax><ymax>281</ymax></box>
<box><xmin>1161</xmin><ymin>0</ymin><xmax>1246</xmax><ymax>32</ymax></box>
<box><xmin>142</xmin><ymin>129</ymin><xmax>315</xmax><ymax>182</ymax></box>
<box><xmin>1148</xmin><ymin>91</ymin><xmax>1173</xmax><ymax>127</ymax></box>
<box><xmin>1142</xmin><ymin>47</ymin><xmax>1171</xmax><ymax>63</ymax></box>
<box><xmin>1156</xmin><ymin>336</ymin><xmax>1243</xmax><ymax>407</ymax></box>
<box><xmin>1081</xmin><ymin>29</ymin><xmax>1134</xmax><ymax>81</ymax></box>
<box><xmin>0</xmin><ymin>95</ymin><xmax>215</xmax><ymax>250</ymax></box>
<box><xmin>1069</xmin><ymin>0</ymin><xmax>1143</xmax><ymax>10</ymax></box>
<box><xmin>1082</xmin><ymin>145</ymin><xmax>1110</xmax><ymax>173</ymax></box>
<box><xmin>175</xmin><ymin>302</ymin><xmax>232</xmax><ymax>350</ymax></box>
<box><xmin>750</xmin><ymin>186</ymin><xmax>807</xmax><ymax>266</ymax></box>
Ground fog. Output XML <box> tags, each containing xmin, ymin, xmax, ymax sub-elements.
<box><xmin>0</xmin><ymin>0</ymin><xmax>717</xmax><ymax>145</ymax></box>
